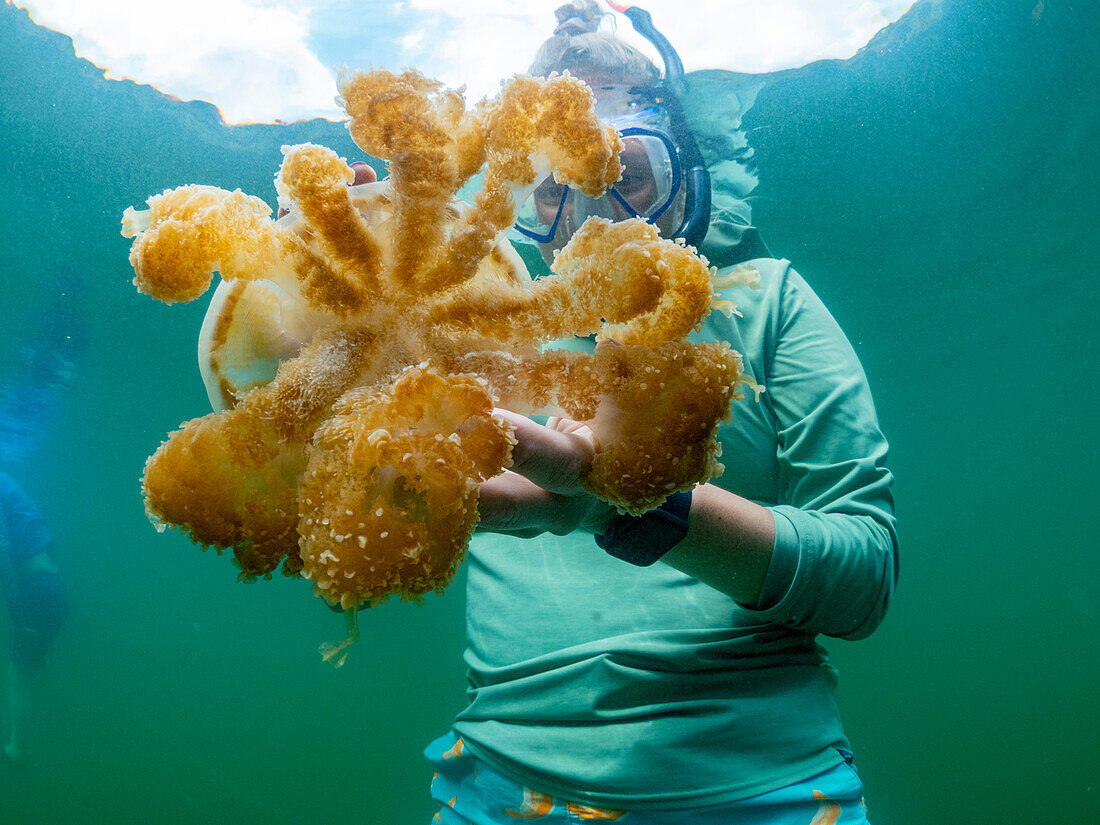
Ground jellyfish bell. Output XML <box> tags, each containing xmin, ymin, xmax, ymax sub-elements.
<box><xmin>198</xmin><ymin>278</ymin><xmax>314</xmax><ymax>411</ymax></box>
<box><xmin>197</xmin><ymin>178</ymin><xmax>533</xmax><ymax>412</ymax></box>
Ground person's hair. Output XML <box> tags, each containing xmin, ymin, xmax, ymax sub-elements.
<box><xmin>529</xmin><ymin>1</ymin><xmax>659</xmax><ymax>87</ymax></box>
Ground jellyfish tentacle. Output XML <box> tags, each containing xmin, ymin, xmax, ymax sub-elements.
<box><xmin>122</xmin><ymin>184</ymin><xmax>281</xmax><ymax>304</ymax></box>
<box><xmin>142</xmin><ymin>407</ymin><xmax>304</xmax><ymax>579</ymax></box>
<box><xmin>427</xmin><ymin>217</ymin><xmax>718</xmax><ymax>347</ymax></box>
<box><xmin>319</xmin><ymin>607</ymin><xmax>360</xmax><ymax>668</ymax></box>
<box><xmin>276</xmin><ymin>144</ymin><xmax>385</xmax><ymax>313</ymax></box>
<box><xmin>581</xmin><ymin>340</ymin><xmax>747</xmax><ymax>514</ymax></box>
<box><xmin>298</xmin><ymin>365</ymin><xmax>514</xmax><ymax>610</ymax></box>
<box><xmin>553</xmin><ymin>218</ymin><xmax>719</xmax><ymax>344</ymax></box>
<box><xmin>338</xmin><ymin>68</ymin><xmax>465</xmax><ymax>297</ymax></box>
<box><xmin>425</xmin><ymin>72</ymin><xmax>625</xmax><ymax>295</ymax></box>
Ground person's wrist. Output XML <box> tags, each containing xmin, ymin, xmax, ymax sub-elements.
<box><xmin>594</xmin><ymin>490</ymin><xmax>693</xmax><ymax>567</ymax></box>
<box><xmin>580</xmin><ymin>498</ymin><xmax>618</xmax><ymax>536</ymax></box>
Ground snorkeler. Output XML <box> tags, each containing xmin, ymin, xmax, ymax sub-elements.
<box><xmin>0</xmin><ymin>471</ymin><xmax>69</xmax><ymax>766</ymax></box>
<box><xmin>0</xmin><ymin>274</ymin><xmax>79</xmax><ymax>766</ymax></box>
<box><xmin>424</xmin><ymin>2</ymin><xmax>897</xmax><ymax>823</ymax></box>
<box><xmin>0</xmin><ymin>283</ymin><xmax>87</xmax><ymax>467</ymax></box>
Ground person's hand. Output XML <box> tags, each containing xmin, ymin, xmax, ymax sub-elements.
<box><xmin>276</xmin><ymin>161</ymin><xmax>377</xmax><ymax>218</ymax></box>
<box><xmin>476</xmin><ymin>410</ymin><xmax>617</xmax><ymax>539</ymax></box>
<box><xmin>346</xmin><ymin>161</ymin><xmax>378</xmax><ymax>187</ymax></box>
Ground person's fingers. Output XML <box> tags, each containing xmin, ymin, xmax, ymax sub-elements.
<box><xmin>546</xmin><ymin>416</ymin><xmax>594</xmax><ymax>437</ymax></box>
<box><xmin>350</xmin><ymin>161</ymin><xmax>377</xmax><ymax>185</ymax></box>
<box><xmin>494</xmin><ymin>410</ymin><xmax>593</xmax><ymax>495</ymax></box>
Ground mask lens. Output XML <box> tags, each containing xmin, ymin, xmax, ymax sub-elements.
<box><xmin>614</xmin><ymin>132</ymin><xmax>675</xmax><ymax>219</ymax></box>
<box><xmin>533</xmin><ymin>177</ymin><xmax>567</xmax><ymax>217</ymax></box>
<box><xmin>512</xmin><ymin>123</ymin><xmax>681</xmax><ymax>245</ymax></box>
<box><xmin>515</xmin><ymin>176</ymin><xmax>569</xmax><ymax>242</ymax></box>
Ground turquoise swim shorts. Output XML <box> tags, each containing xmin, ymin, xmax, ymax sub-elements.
<box><xmin>425</xmin><ymin>731</ymin><xmax>870</xmax><ymax>824</ymax></box>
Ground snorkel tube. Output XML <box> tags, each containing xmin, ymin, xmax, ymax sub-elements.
<box><xmin>607</xmin><ymin>2</ymin><xmax>712</xmax><ymax>248</ymax></box>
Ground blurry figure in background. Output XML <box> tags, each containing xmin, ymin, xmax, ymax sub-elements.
<box><xmin>0</xmin><ymin>274</ymin><xmax>88</xmax><ymax>467</ymax></box>
<box><xmin>0</xmin><ymin>271</ymin><xmax>80</xmax><ymax>765</ymax></box>
<box><xmin>425</xmin><ymin>3</ymin><xmax>897</xmax><ymax>824</ymax></box>
<box><xmin>0</xmin><ymin>471</ymin><xmax>69</xmax><ymax>765</ymax></box>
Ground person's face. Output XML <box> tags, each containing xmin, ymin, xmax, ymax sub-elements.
<box><xmin>535</xmin><ymin>70</ymin><xmax>684</xmax><ymax>263</ymax></box>
<box><xmin>532</xmin><ymin>137</ymin><xmax>659</xmax><ymax>221</ymax></box>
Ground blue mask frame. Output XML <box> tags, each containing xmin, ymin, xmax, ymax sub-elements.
<box><xmin>513</xmin><ymin>125</ymin><xmax>683</xmax><ymax>244</ymax></box>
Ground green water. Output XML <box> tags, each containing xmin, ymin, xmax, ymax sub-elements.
<box><xmin>0</xmin><ymin>1</ymin><xmax>1097</xmax><ymax>822</ymax></box>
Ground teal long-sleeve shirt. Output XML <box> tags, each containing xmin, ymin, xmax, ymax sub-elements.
<box><xmin>453</xmin><ymin>258</ymin><xmax>898</xmax><ymax>808</ymax></box>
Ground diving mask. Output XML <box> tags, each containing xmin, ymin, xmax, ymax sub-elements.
<box><xmin>513</xmin><ymin>100</ymin><xmax>684</xmax><ymax>246</ymax></box>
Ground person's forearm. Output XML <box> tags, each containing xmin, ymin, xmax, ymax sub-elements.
<box><xmin>659</xmin><ymin>483</ymin><xmax>774</xmax><ymax>605</ymax></box>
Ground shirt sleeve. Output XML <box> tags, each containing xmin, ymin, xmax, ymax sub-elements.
<box><xmin>742</xmin><ymin>266</ymin><xmax>898</xmax><ymax>640</ymax></box>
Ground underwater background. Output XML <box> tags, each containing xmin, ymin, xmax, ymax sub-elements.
<box><xmin>0</xmin><ymin>0</ymin><xmax>1096</xmax><ymax>822</ymax></box>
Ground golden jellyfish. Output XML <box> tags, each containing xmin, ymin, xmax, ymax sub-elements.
<box><xmin>121</xmin><ymin>69</ymin><xmax>760</xmax><ymax>665</ymax></box>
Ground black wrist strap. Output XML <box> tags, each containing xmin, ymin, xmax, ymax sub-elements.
<box><xmin>594</xmin><ymin>490</ymin><xmax>692</xmax><ymax>567</ymax></box>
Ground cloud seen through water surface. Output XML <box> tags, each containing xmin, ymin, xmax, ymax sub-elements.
<box><xmin>15</xmin><ymin>0</ymin><xmax>914</xmax><ymax>124</ymax></box>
